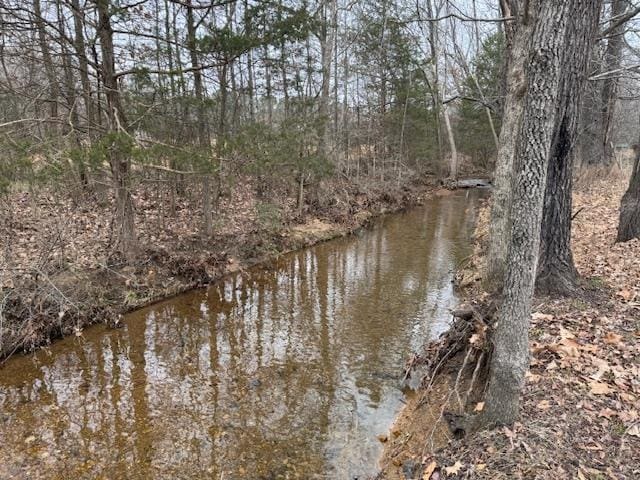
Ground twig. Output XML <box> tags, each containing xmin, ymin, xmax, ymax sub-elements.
<box><xmin>453</xmin><ymin>346</ymin><xmax>473</xmax><ymax>409</ymax></box>
<box><xmin>34</xmin><ymin>267</ymin><xmax>80</xmax><ymax>312</ymax></box>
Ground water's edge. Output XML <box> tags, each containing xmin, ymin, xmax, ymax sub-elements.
<box><xmin>1</xmin><ymin>179</ymin><xmax>444</xmax><ymax>361</ymax></box>
<box><xmin>0</xmin><ymin>186</ymin><xmax>487</xmax><ymax>479</ymax></box>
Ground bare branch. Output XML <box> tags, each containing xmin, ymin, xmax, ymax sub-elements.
<box><xmin>589</xmin><ymin>63</ymin><xmax>640</xmax><ymax>80</ymax></box>
<box><xmin>600</xmin><ymin>4</ymin><xmax>640</xmax><ymax>37</ymax></box>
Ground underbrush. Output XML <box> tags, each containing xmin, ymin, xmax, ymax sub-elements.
<box><xmin>0</xmin><ymin>172</ymin><xmax>441</xmax><ymax>359</ymax></box>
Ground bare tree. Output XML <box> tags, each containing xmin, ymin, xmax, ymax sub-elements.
<box><xmin>617</xmin><ymin>144</ymin><xmax>640</xmax><ymax>241</ymax></box>
<box><xmin>184</xmin><ymin>0</ymin><xmax>214</xmax><ymax>237</ymax></box>
<box><xmin>480</xmin><ymin>0</ymin><xmax>590</xmax><ymax>427</ymax></box>
<box><xmin>96</xmin><ymin>0</ymin><xmax>138</xmax><ymax>259</ymax></box>
<box><xmin>580</xmin><ymin>0</ymin><xmax>627</xmax><ymax>167</ymax></box>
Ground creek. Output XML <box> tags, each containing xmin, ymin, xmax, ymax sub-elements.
<box><xmin>0</xmin><ymin>188</ymin><xmax>484</xmax><ymax>479</ymax></box>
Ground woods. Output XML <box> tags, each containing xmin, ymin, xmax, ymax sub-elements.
<box><xmin>1</xmin><ymin>0</ymin><xmax>640</xmax><ymax>478</ymax></box>
<box><xmin>0</xmin><ymin>0</ymin><xmax>509</xmax><ymax>254</ymax></box>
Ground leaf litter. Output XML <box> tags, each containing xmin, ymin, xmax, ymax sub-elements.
<box><xmin>377</xmin><ymin>176</ymin><xmax>639</xmax><ymax>479</ymax></box>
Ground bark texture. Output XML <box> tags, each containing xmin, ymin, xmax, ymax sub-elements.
<box><xmin>96</xmin><ymin>0</ymin><xmax>137</xmax><ymax>260</ymax></box>
<box><xmin>617</xmin><ymin>146</ymin><xmax>640</xmax><ymax>242</ymax></box>
<box><xmin>536</xmin><ymin>0</ymin><xmax>602</xmax><ymax>296</ymax></box>
<box><xmin>485</xmin><ymin>0</ymin><xmax>535</xmax><ymax>288</ymax></box>
<box><xmin>481</xmin><ymin>0</ymin><xmax>573</xmax><ymax>427</ymax></box>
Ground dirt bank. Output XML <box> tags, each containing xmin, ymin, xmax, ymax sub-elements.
<box><xmin>378</xmin><ymin>174</ymin><xmax>640</xmax><ymax>479</ymax></box>
<box><xmin>1</xmin><ymin>175</ymin><xmax>450</xmax><ymax>360</ymax></box>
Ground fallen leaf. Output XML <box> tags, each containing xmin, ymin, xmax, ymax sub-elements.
<box><xmin>589</xmin><ymin>381</ymin><xmax>613</xmax><ymax>395</ymax></box>
<box><xmin>475</xmin><ymin>463</ymin><xmax>486</xmax><ymax>471</ymax></box>
<box><xmin>537</xmin><ymin>400</ymin><xmax>551</xmax><ymax>410</ymax></box>
<box><xmin>532</xmin><ymin>312</ymin><xmax>554</xmax><ymax>321</ymax></box>
<box><xmin>444</xmin><ymin>461</ymin><xmax>463</xmax><ymax>475</ymax></box>
<box><xmin>559</xmin><ymin>327</ymin><xmax>575</xmax><ymax>339</ymax></box>
<box><xmin>628</xmin><ymin>424</ymin><xmax>640</xmax><ymax>437</ymax></box>
<box><xmin>598</xmin><ymin>408</ymin><xmax>617</xmax><ymax>418</ymax></box>
<box><xmin>550</xmin><ymin>338</ymin><xmax>581</xmax><ymax>358</ymax></box>
<box><xmin>422</xmin><ymin>460</ymin><xmax>437</xmax><ymax>479</ymax></box>
<box><xmin>618</xmin><ymin>289</ymin><xmax>633</xmax><ymax>301</ymax></box>
<box><xmin>474</xmin><ymin>402</ymin><xmax>485</xmax><ymax>412</ymax></box>
<box><xmin>525</xmin><ymin>372</ymin><xmax>541</xmax><ymax>383</ymax></box>
<box><xmin>603</xmin><ymin>332</ymin><xmax>622</xmax><ymax>345</ymax></box>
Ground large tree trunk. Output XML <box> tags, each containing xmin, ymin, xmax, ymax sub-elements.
<box><xmin>617</xmin><ymin>146</ymin><xmax>640</xmax><ymax>242</ymax></box>
<box><xmin>485</xmin><ymin>0</ymin><xmax>535</xmax><ymax>288</ymax></box>
<box><xmin>536</xmin><ymin>0</ymin><xmax>602</xmax><ymax>296</ymax></box>
<box><xmin>96</xmin><ymin>0</ymin><xmax>137</xmax><ymax>260</ymax></box>
<box><xmin>480</xmin><ymin>0</ymin><xmax>574</xmax><ymax>427</ymax></box>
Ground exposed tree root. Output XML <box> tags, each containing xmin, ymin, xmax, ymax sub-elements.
<box><xmin>403</xmin><ymin>300</ymin><xmax>498</xmax><ymax>438</ymax></box>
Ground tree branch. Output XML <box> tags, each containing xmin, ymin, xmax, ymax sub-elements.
<box><xmin>600</xmin><ymin>4</ymin><xmax>640</xmax><ymax>38</ymax></box>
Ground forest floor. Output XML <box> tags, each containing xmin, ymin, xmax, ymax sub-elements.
<box><xmin>0</xmin><ymin>172</ymin><xmax>456</xmax><ymax>360</ymax></box>
<box><xmin>378</xmin><ymin>172</ymin><xmax>640</xmax><ymax>479</ymax></box>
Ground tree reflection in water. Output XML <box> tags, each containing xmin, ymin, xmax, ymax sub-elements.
<box><xmin>0</xmin><ymin>189</ymin><xmax>483</xmax><ymax>479</ymax></box>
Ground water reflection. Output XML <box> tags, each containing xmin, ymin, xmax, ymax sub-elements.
<box><xmin>0</xmin><ymin>190</ymin><xmax>482</xmax><ymax>479</ymax></box>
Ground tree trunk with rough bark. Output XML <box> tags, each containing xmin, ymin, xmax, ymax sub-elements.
<box><xmin>480</xmin><ymin>0</ymin><xmax>575</xmax><ymax>427</ymax></box>
<box><xmin>185</xmin><ymin>0</ymin><xmax>214</xmax><ymax>237</ymax></box>
<box><xmin>485</xmin><ymin>0</ymin><xmax>535</xmax><ymax>288</ymax></box>
<box><xmin>536</xmin><ymin>0</ymin><xmax>602</xmax><ymax>296</ymax></box>
<box><xmin>617</xmin><ymin>146</ymin><xmax>640</xmax><ymax>242</ymax></box>
<box><xmin>96</xmin><ymin>0</ymin><xmax>137</xmax><ymax>260</ymax></box>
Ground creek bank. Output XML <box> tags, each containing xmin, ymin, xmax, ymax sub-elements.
<box><xmin>1</xmin><ymin>174</ymin><xmax>471</xmax><ymax>361</ymax></box>
<box><xmin>0</xmin><ymin>183</ymin><xmax>486</xmax><ymax>479</ymax></box>
<box><xmin>376</xmin><ymin>175</ymin><xmax>640</xmax><ymax>479</ymax></box>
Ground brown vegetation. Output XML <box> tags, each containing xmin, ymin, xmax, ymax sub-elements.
<box><xmin>0</xmin><ymin>174</ymin><xmax>441</xmax><ymax>360</ymax></box>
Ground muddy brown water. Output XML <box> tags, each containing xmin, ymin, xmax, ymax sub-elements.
<box><xmin>0</xmin><ymin>189</ymin><xmax>484</xmax><ymax>480</ymax></box>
